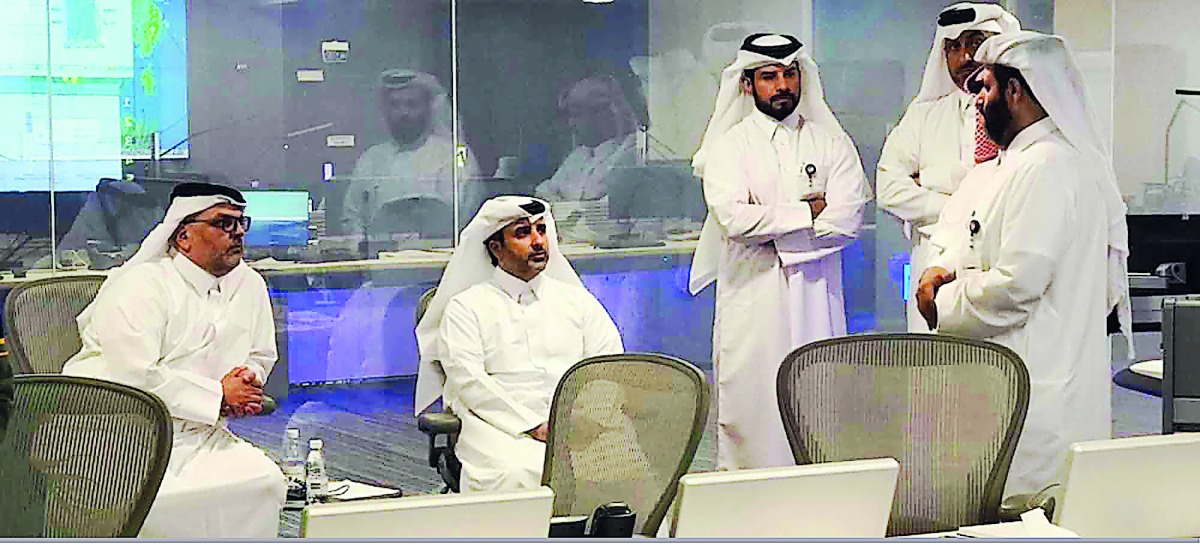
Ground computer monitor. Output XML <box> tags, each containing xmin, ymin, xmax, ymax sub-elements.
<box><xmin>606</xmin><ymin>161</ymin><xmax>705</xmax><ymax>222</ymax></box>
<box><xmin>300</xmin><ymin>486</ymin><xmax>554</xmax><ymax>538</ymax></box>
<box><xmin>1053</xmin><ymin>433</ymin><xmax>1200</xmax><ymax>538</ymax></box>
<box><xmin>670</xmin><ymin>458</ymin><xmax>899</xmax><ymax>538</ymax></box>
<box><xmin>242</xmin><ymin>190</ymin><xmax>310</xmax><ymax>247</ymax></box>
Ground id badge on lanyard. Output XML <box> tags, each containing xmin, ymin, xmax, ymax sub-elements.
<box><xmin>964</xmin><ymin>212</ymin><xmax>983</xmax><ymax>271</ymax></box>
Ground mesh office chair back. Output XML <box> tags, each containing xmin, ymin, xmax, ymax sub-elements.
<box><xmin>0</xmin><ymin>375</ymin><xmax>171</xmax><ymax>537</ymax></box>
<box><xmin>777</xmin><ymin>333</ymin><xmax>1029</xmax><ymax>536</ymax></box>
<box><xmin>543</xmin><ymin>353</ymin><xmax>709</xmax><ymax>537</ymax></box>
<box><xmin>4</xmin><ymin>275</ymin><xmax>105</xmax><ymax>374</ymax></box>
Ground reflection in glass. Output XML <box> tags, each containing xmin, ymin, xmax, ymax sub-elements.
<box><xmin>340</xmin><ymin>69</ymin><xmax>478</xmax><ymax>243</ymax></box>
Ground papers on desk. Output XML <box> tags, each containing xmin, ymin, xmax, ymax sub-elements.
<box><xmin>326</xmin><ymin>479</ymin><xmax>402</xmax><ymax>501</ymax></box>
<box><xmin>955</xmin><ymin>509</ymin><xmax>1078</xmax><ymax>538</ymax></box>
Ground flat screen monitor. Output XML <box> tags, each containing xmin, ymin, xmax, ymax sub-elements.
<box><xmin>242</xmin><ymin>190</ymin><xmax>309</xmax><ymax>247</ymax></box>
<box><xmin>1054</xmin><ymin>433</ymin><xmax>1200</xmax><ymax>538</ymax></box>
<box><xmin>0</xmin><ymin>0</ymin><xmax>190</xmax><ymax>192</ymax></box>
<box><xmin>670</xmin><ymin>458</ymin><xmax>899</xmax><ymax>538</ymax></box>
<box><xmin>300</xmin><ymin>486</ymin><xmax>554</xmax><ymax>538</ymax></box>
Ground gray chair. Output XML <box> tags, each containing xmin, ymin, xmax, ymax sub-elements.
<box><xmin>3</xmin><ymin>274</ymin><xmax>277</xmax><ymax>414</ymax></box>
<box><xmin>543</xmin><ymin>353</ymin><xmax>709</xmax><ymax>537</ymax></box>
<box><xmin>0</xmin><ymin>374</ymin><xmax>171</xmax><ymax>537</ymax></box>
<box><xmin>3</xmin><ymin>275</ymin><xmax>105</xmax><ymax>374</ymax></box>
<box><xmin>777</xmin><ymin>333</ymin><xmax>1030</xmax><ymax>537</ymax></box>
<box><xmin>413</xmin><ymin>287</ymin><xmax>463</xmax><ymax>493</ymax></box>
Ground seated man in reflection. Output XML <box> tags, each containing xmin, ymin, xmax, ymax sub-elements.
<box><xmin>414</xmin><ymin>196</ymin><xmax>624</xmax><ymax>492</ymax></box>
<box><xmin>63</xmin><ymin>182</ymin><xmax>285</xmax><ymax>538</ymax></box>
<box><xmin>536</xmin><ymin>75</ymin><xmax>642</xmax><ymax>202</ymax></box>
<box><xmin>342</xmin><ymin>69</ymin><xmax>480</xmax><ymax>237</ymax></box>
<box><xmin>57</xmin><ymin>178</ymin><xmax>165</xmax><ymax>268</ymax></box>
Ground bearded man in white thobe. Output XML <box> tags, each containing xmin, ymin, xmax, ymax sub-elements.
<box><xmin>63</xmin><ymin>182</ymin><xmax>285</xmax><ymax>538</ymax></box>
<box><xmin>343</xmin><ymin>69</ymin><xmax>480</xmax><ymax>236</ymax></box>
<box><xmin>916</xmin><ymin>31</ymin><xmax>1131</xmax><ymax>496</ymax></box>
<box><xmin>414</xmin><ymin>196</ymin><xmax>623</xmax><ymax>491</ymax></box>
<box><xmin>690</xmin><ymin>33</ymin><xmax>870</xmax><ymax>470</ymax></box>
<box><xmin>876</xmin><ymin>3</ymin><xmax>1019</xmax><ymax>332</ymax></box>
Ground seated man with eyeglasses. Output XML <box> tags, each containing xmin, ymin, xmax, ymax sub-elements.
<box><xmin>64</xmin><ymin>182</ymin><xmax>285</xmax><ymax>538</ymax></box>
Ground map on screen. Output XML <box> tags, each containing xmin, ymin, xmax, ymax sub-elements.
<box><xmin>0</xmin><ymin>0</ymin><xmax>189</xmax><ymax>191</ymax></box>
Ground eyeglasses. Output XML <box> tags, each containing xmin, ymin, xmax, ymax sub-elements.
<box><xmin>183</xmin><ymin>215</ymin><xmax>252</xmax><ymax>234</ymax></box>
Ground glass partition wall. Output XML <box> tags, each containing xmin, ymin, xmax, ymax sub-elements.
<box><xmin>0</xmin><ymin>0</ymin><xmax>1066</xmax><ymax>385</ymax></box>
<box><xmin>2</xmin><ymin>0</ymin><xmax>1066</xmax><ymax>508</ymax></box>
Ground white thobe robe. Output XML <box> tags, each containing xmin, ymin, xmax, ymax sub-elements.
<box><xmin>439</xmin><ymin>268</ymin><xmax>623</xmax><ymax>492</ymax></box>
<box><xmin>342</xmin><ymin>134</ymin><xmax>481</xmax><ymax>234</ymax></box>
<box><xmin>929</xmin><ymin>118</ymin><xmax>1111</xmax><ymax>495</ymax></box>
<box><xmin>63</xmin><ymin>253</ymin><xmax>285</xmax><ymax>538</ymax></box>
<box><xmin>877</xmin><ymin>91</ymin><xmax>978</xmax><ymax>332</ymax></box>
<box><xmin>702</xmin><ymin>109</ymin><xmax>868</xmax><ymax>470</ymax></box>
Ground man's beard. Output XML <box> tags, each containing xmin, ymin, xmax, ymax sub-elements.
<box><xmin>982</xmin><ymin>96</ymin><xmax>1013</xmax><ymax>145</ymax></box>
<box><xmin>752</xmin><ymin>88</ymin><xmax>799</xmax><ymax>121</ymax></box>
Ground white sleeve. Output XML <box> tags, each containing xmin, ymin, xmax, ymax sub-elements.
<box><xmin>439</xmin><ymin>299</ymin><xmax>544</xmax><ymax>437</ymax></box>
<box><xmin>245</xmin><ymin>279</ymin><xmax>277</xmax><ymax>384</ymax></box>
<box><xmin>875</xmin><ymin>105</ymin><xmax>952</xmax><ymax>226</ymax></box>
<box><xmin>581</xmin><ymin>293</ymin><xmax>624</xmax><ymax>357</ymax></box>
<box><xmin>703</xmin><ymin>135</ymin><xmax>815</xmax><ymax>245</ymax></box>
<box><xmin>811</xmin><ymin>132</ymin><xmax>869</xmax><ymax>242</ymax></box>
<box><xmin>87</xmin><ymin>274</ymin><xmax>224</xmax><ymax>425</ymax></box>
<box><xmin>935</xmin><ymin>160</ymin><xmax>1073</xmax><ymax>338</ymax></box>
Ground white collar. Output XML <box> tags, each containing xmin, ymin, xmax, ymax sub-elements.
<box><xmin>491</xmin><ymin>266</ymin><xmax>544</xmax><ymax>302</ymax></box>
<box><xmin>172</xmin><ymin>252</ymin><xmax>221</xmax><ymax>296</ymax></box>
<box><xmin>750</xmin><ymin>107</ymin><xmax>802</xmax><ymax>139</ymax></box>
<box><xmin>1000</xmin><ymin>116</ymin><xmax>1058</xmax><ymax>162</ymax></box>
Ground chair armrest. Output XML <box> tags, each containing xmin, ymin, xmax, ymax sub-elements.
<box><xmin>418</xmin><ymin>411</ymin><xmax>462</xmax><ymax>435</ymax></box>
<box><xmin>999</xmin><ymin>491</ymin><xmax>1057</xmax><ymax>522</ymax></box>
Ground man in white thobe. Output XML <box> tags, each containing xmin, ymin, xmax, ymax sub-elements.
<box><xmin>876</xmin><ymin>3</ymin><xmax>1019</xmax><ymax>331</ymax></box>
<box><xmin>414</xmin><ymin>196</ymin><xmax>623</xmax><ymax>491</ymax></box>
<box><xmin>690</xmin><ymin>33</ymin><xmax>870</xmax><ymax>470</ymax></box>
<box><xmin>536</xmin><ymin>75</ymin><xmax>641</xmax><ymax>203</ymax></box>
<box><xmin>916</xmin><ymin>31</ymin><xmax>1131</xmax><ymax>496</ymax></box>
<box><xmin>343</xmin><ymin>69</ymin><xmax>480</xmax><ymax>236</ymax></box>
<box><xmin>63</xmin><ymin>182</ymin><xmax>285</xmax><ymax>538</ymax></box>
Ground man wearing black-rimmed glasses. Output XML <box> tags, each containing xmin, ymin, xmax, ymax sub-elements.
<box><xmin>64</xmin><ymin>182</ymin><xmax>286</xmax><ymax>538</ymax></box>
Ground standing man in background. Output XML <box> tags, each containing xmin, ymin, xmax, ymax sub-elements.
<box><xmin>876</xmin><ymin>2</ymin><xmax>1019</xmax><ymax>332</ymax></box>
<box><xmin>690</xmin><ymin>33</ymin><xmax>869</xmax><ymax>470</ymax></box>
<box><xmin>916</xmin><ymin>31</ymin><xmax>1131</xmax><ymax>495</ymax></box>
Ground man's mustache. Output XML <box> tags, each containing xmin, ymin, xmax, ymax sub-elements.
<box><xmin>771</xmin><ymin>91</ymin><xmax>797</xmax><ymax>102</ymax></box>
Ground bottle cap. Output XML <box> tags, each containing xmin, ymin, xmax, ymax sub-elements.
<box><xmin>309</xmin><ymin>438</ymin><xmax>323</xmax><ymax>449</ymax></box>
<box><xmin>287</xmin><ymin>428</ymin><xmax>300</xmax><ymax>438</ymax></box>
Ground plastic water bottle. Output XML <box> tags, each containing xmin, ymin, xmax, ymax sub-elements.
<box><xmin>282</xmin><ymin>428</ymin><xmax>306</xmax><ymax>509</ymax></box>
<box><xmin>306</xmin><ymin>438</ymin><xmax>329</xmax><ymax>501</ymax></box>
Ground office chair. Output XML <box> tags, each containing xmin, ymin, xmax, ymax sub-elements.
<box><xmin>414</xmin><ymin>287</ymin><xmax>464</xmax><ymax>493</ymax></box>
<box><xmin>777</xmin><ymin>333</ymin><xmax>1030</xmax><ymax>536</ymax></box>
<box><xmin>543</xmin><ymin>353</ymin><xmax>709</xmax><ymax>537</ymax></box>
<box><xmin>0</xmin><ymin>375</ymin><xmax>171</xmax><ymax>537</ymax></box>
<box><xmin>4</xmin><ymin>275</ymin><xmax>106</xmax><ymax>374</ymax></box>
<box><xmin>3</xmin><ymin>275</ymin><xmax>277</xmax><ymax>414</ymax></box>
